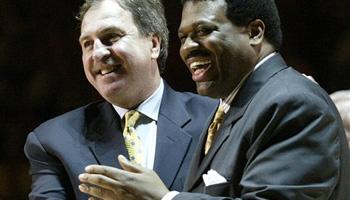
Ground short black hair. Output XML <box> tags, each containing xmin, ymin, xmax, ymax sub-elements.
<box><xmin>182</xmin><ymin>0</ymin><xmax>282</xmax><ymax>49</ymax></box>
<box><xmin>78</xmin><ymin>0</ymin><xmax>169</xmax><ymax>73</ymax></box>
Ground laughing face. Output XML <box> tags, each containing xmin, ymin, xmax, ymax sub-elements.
<box><xmin>178</xmin><ymin>0</ymin><xmax>256</xmax><ymax>98</ymax></box>
<box><xmin>80</xmin><ymin>0</ymin><xmax>161</xmax><ymax>108</ymax></box>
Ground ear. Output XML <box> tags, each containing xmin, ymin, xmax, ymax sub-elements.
<box><xmin>150</xmin><ymin>34</ymin><xmax>161</xmax><ymax>59</ymax></box>
<box><xmin>248</xmin><ymin>19</ymin><xmax>265</xmax><ymax>46</ymax></box>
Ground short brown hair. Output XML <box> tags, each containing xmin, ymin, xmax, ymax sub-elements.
<box><xmin>77</xmin><ymin>0</ymin><xmax>169</xmax><ymax>73</ymax></box>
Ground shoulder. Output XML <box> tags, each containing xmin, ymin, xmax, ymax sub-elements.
<box><xmin>256</xmin><ymin>67</ymin><xmax>333</xmax><ymax>107</ymax></box>
<box><xmin>163</xmin><ymin>83</ymin><xmax>218</xmax><ymax>110</ymax></box>
<box><xmin>246</xmin><ymin>67</ymin><xmax>342</xmax><ymax>132</ymax></box>
<box><xmin>29</xmin><ymin>100</ymin><xmax>108</xmax><ymax>141</ymax></box>
<box><xmin>180</xmin><ymin>91</ymin><xmax>218</xmax><ymax>109</ymax></box>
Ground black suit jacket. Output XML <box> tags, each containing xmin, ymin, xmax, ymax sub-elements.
<box><xmin>24</xmin><ymin>83</ymin><xmax>218</xmax><ymax>199</ymax></box>
<box><xmin>175</xmin><ymin>54</ymin><xmax>350</xmax><ymax>199</ymax></box>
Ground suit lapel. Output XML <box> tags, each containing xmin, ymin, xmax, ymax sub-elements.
<box><xmin>186</xmin><ymin>53</ymin><xmax>289</xmax><ymax>191</ymax></box>
<box><xmin>183</xmin><ymin>104</ymin><xmax>216</xmax><ymax>190</ymax></box>
<box><xmin>85</xmin><ymin>102</ymin><xmax>129</xmax><ymax>168</ymax></box>
<box><xmin>186</xmin><ymin>104</ymin><xmax>247</xmax><ymax>190</ymax></box>
<box><xmin>153</xmin><ymin>114</ymin><xmax>192</xmax><ymax>188</ymax></box>
<box><xmin>152</xmin><ymin>84</ymin><xmax>192</xmax><ymax>188</ymax></box>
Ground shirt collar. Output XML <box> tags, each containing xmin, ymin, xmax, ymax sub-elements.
<box><xmin>221</xmin><ymin>52</ymin><xmax>276</xmax><ymax>113</ymax></box>
<box><xmin>254</xmin><ymin>52</ymin><xmax>276</xmax><ymax>71</ymax></box>
<box><xmin>113</xmin><ymin>79</ymin><xmax>164</xmax><ymax>121</ymax></box>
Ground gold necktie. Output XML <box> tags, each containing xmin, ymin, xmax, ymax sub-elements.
<box><xmin>123</xmin><ymin>110</ymin><xmax>143</xmax><ymax>164</ymax></box>
<box><xmin>204</xmin><ymin>105</ymin><xmax>225</xmax><ymax>155</ymax></box>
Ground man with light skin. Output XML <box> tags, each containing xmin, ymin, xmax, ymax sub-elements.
<box><xmin>24</xmin><ymin>0</ymin><xmax>217</xmax><ymax>199</ymax></box>
<box><xmin>79</xmin><ymin>0</ymin><xmax>350</xmax><ymax>199</ymax></box>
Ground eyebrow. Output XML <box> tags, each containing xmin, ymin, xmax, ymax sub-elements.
<box><xmin>178</xmin><ymin>20</ymin><xmax>213</xmax><ymax>34</ymax></box>
<box><xmin>79</xmin><ymin>26</ymin><xmax>124</xmax><ymax>43</ymax></box>
<box><xmin>79</xmin><ymin>35</ymin><xmax>89</xmax><ymax>44</ymax></box>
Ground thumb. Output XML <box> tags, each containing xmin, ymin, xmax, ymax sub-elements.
<box><xmin>118</xmin><ymin>155</ymin><xmax>143</xmax><ymax>173</ymax></box>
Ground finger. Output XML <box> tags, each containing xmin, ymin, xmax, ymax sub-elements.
<box><xmin>79</xmin><ymin>173</ymin><xmax>123</xmax><ymax>192</ymax></box>
<box><xmin>83</xmin><ymin>163</ymin><xmax>142</xmax><ymax>189</ymax></box>
<box><xmin>79</xmin><ymin>184</ymin><xmax>115</xmax><ymax>200</ymax></box>
<box><xmin>85</xmin><ymin>165</ymin><xmax>128</xmax><ymax>180</ymax></box>
<box><xmin>80</xmin><ymin>184</ymin><xmax>135</xmax><ymax>200</ymax></box>
<box><xmin>88</xmin><ymin>198</ymin><xmax>102</xmax><ymax>200</ymax></box>
<box><xmin>118</xmin><ymin>154</ymin><xmax>143</xmax><ymax>173</ymax></box>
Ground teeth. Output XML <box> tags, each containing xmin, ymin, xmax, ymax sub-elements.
<box><xmin>190</xmin><ymin>60</ymin><xmax>211</xmax><ymax>70</ymax></box>
<box><xmin>100</xmin><ymin>67</ymin><xmax>115</xmax><ymax>75</ymax></box>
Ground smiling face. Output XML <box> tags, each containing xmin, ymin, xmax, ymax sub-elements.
<box><xmin>80</xmin><ymin>0</ymin><xmax>161</xmax><ymax>108</ymax></box>
<box><xmin>178</xmin><ymin>0</ymin><xmax>257</xmax><ymax>98</ymax></box>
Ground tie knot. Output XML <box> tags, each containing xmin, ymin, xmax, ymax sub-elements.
<box><xmin>124</xmin><ymin>110</ymin><xmax>141</xmax><ymax>128</ymax></box>
<box><xmin>213</xmin><ymin>106</ymin><xmax>225</xmax><ymax>123</ymax></box>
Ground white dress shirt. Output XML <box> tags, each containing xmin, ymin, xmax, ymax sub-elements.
<box><xmin>113</xmin><ymin>79</ymin><xmax>164</xmax><ymax>169</ymax></box>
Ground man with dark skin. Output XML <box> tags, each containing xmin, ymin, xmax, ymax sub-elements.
<box><xmin>79</xmin><ymin>0</ymin><xmax>350</xmax><ymax>199</ymax></box>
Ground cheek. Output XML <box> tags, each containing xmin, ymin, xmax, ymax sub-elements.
<box><xmin>111</xmin><ymin>42</ymin><xmax>139</xmax><ymax>64</ymax></box>
<box><xmin>179</xmin><ymin>46</ymin><xmax>186</xmax><ymax>61</ymax></box>
<box><xmin>208</xmin><ymin>44</ymin><xmax>226</xmax><ymax>73</ymax></box>
<box><xmin>111</xmin><ymin>43</ymin><xmax>127</xmax><ymax>57</ymax></box>
<box><xmin>81</xmin><ymin>55</ymin><xmax>94</xmax><ymax>80</ymax></box>
<box><xmin>82</xmin><ymin>50</ymin><xmax>92</xmax><ymax>65</ymax></box>
<box><xmin>205</xmin><ymin>39</ymin><xmax>226</xmax><ymax>59</ymax></box>
<box><xmin>82</xmin><ymin>59</ymin><xmax>92</xmax><ymax>75</ymax></box>
<box><xmin>220</xmin><ymin>43</ymin><xmax>247</xmax><ymax>68</ymax></box>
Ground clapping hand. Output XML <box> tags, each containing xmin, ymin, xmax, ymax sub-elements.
<box><xmin>79</xmin><ymin>155</ymin><xmax>169</xmax><ymax>200</ymax></box>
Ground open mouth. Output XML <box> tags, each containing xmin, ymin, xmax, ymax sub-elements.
<box><xmin>186</xmin><ymin>50</ymin><xmax>211</xmax><ymax>72</ymax></box>
<box><xmin>188</xmin><ymin>59</ymin><xmax>212</xmax><ymax>82</ymax></box>
<box><xmin>190</xmin><ymin>60</ymin><xmax>211</xmax><ymax>72</ymax></box>
<box><xmin>185</xmin><ymin>50</ymin><xmax>212</xmax><ymax>81</ymax></box>
<box><xmin>99</xmin><ymin>65</ymin><xmax>121</xmax><ymax>75</ymax></box>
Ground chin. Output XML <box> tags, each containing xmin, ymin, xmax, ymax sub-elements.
<box><xmin>196</xmin><ymin>82</ymin><xmax>224</xmax><ymax>98</ymax></box>
<box><xmin>196</xmin><ymin>88</ymin><xmax>218</xmax><ymax>98</ymax></box>
<box><xmin>98</xmin><ymin>86</ymin><xmax>122</xmax><ymax>101</ymax></box>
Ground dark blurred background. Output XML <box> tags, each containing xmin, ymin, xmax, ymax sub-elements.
<box><xmin>1</xmin><ymin>0</ymin><xmax>349</xmax><ymax>199</ymax></box>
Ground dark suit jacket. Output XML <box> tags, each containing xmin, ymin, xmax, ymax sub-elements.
<box><xmin>175</xmin><ymin>54</ymin><xmax>350</xmax><ymax>200</ymax></box>
<box><xmin>24</xmin><ymin>83</ymin><xmax>218</xmax><ymax>199</ymax></box>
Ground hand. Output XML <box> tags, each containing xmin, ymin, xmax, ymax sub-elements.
<box><xmin>79</xmin><ymin>155</ymin><xmax>170</xmax><ymax>200</ymax></box>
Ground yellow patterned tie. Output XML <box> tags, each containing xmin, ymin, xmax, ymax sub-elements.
<box><xmin>204</xmin><ymin>105</ymin><xmax>225</xmax><ymax>155</ymax></box>
<box><xmin>123</xmin><ymin>110</ymin><xmax>143</xmax><ymax>164</ymax></box>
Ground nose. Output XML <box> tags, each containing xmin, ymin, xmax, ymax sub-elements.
<box><xmin>180</xmin><ymin>36</ymin><xmax>199</xmax><ymax>58</ymax></box>
<box><xmin>182</xmin><ymin>36</ymin><xmax>199</xmax><ymax>50</ymax></box>
<box><xmin>92</xmin><ymin>39</ymin><xmax>110</xmax><ymax>62</ymax></box>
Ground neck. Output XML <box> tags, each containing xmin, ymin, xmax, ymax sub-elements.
<box><xmin>256</xmin><ymin>42</ymin><xmax>275</xmax><ymax>64</ymax></box>
<box><xmin>113</xmin><ymin>77</ymin><xmax>161</xmax><ymax>109</ymax></box>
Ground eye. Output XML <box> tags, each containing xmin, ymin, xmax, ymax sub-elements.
<box><xmin>196</xmin><ymin>27</ymin><xmax>213</xmax><ymax>36</ymax></box>
<box><xmin>102</xmin><ymin>33</ymin><xmax>122</xmax><ymax>45</ymax></box>
<box><xmin>179</xmin><ymin>35</ymin><xmax>187</xmax><ymax>44</ymax></box>
<box><xmin>82</xmin><ymin>40</ymin><xmax>93</xmax><ymax>50</ymax></box>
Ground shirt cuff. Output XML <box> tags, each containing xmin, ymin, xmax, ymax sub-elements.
<box><xmin>161</xmin><ymin>191</ymin><xmax>179</xmax><ymax>200</ymax></box>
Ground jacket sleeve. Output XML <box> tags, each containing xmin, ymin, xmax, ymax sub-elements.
<box><xmin>24</xmin><ymin>132</ymin><xmax>73</xmax><ymax>200</ymax></box>
<box><xmin>174</xmin><ymin>92</ymin><xmax>345</xmax><ymax>200</ymax></box>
